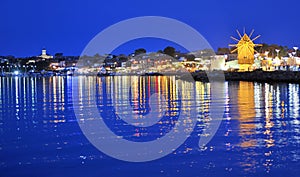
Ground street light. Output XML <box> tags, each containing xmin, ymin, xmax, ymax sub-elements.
<box><xmin>293</xmin><ymin>46</ymin><xmax>298</xmax><ymax>52</ymax></box>
<box><xmin>265</xmin><ymin>51</ymin><xmax>272</xmax><ymax>71</ymax></box>
<box><xmin>23</xmin><ymin>65</ymin><xmax>27</xmax><ymax>73</ymax></box>
<box><xmin>275</xmin><ymin>49</ymin><xmax>280</xmax><ymax>58</ymax></box>
<box><xmin>265</xmin><ymin>51</ymin><xmax>270</xmax><ymax>58</ymax></box>
<box><xmin>289</xmin><ymin>49</ymin><xmax>297</xmax><ymax>71</ymax></box>
<box><xmin>293</xmin><ymin>47</ymin><xmax>298</xmax><ymax>58</ymax></box>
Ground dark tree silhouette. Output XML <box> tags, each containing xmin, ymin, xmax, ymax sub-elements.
<box><xmin>186</xmin><ymin>54</ymin><xmax>196</xmax><ymax>61</ymax></box>
<box><xmin>217</xmin><ymin>48</ymin><xmax>230</xmax><ymax>55</ymax></box>
<box><xmin>134</xmin><ymin>48</ymin><xmax>146</xmax><ymax>55</ymax></box>
<box><xmin>163</xmin><ymin>46</ymin><xmax>175</xmax><ymax>57</ymax></box>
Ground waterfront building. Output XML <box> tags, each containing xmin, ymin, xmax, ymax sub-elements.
<box><xmin>49</xmin><ymin>61</ymin><xmax>65</xmax><ymax>71</ymax></box>
<box><xmin>211</xmin><ymin>55</ymin><xmax>226</xmax><ymax>70</ymax></box>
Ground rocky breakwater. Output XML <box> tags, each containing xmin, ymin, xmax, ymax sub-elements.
<box><xmin>191</xmin><ymin>70</ymin><xmax>300</xmax><ymax>83</ymax></box>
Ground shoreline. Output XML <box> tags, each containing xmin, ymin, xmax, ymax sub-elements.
<box><xmin>1</xmin><ymin>70</ymin><xmax>300</xmax><ymax>84</ymax></box>
<box><xmin>192</xmin><ymin>70</ymin><xmax>300</xmax><ymax>83</ymax></box>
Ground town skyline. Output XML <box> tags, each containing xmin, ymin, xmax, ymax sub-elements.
<box><xmin>1</xmin><ymin>41</ymin><xmax>299</xmax><ymax>59</ymax></box>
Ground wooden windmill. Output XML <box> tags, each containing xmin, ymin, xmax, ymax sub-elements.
<box><xmin>229</xmin><ymin>29</ymin><xmax>262</xmax><ymax>70</ymax></box>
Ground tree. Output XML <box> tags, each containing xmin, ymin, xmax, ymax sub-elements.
<box><xmin>94</xmin><ymin>53</ymin><xmax>101</xmax><ymax>58</ymax></box>
<box><xmin>134</xmin><ymin>48</ymin><xmax>146</xmax><ymax>56</ymax></box>
<box><xmin>186</xmin><ymin>54</ymin><xmax>196</xmax><ymax>61</ymax></box>
<box><xmin>217</xmin><ymin>48</ymin><xmax>230</xmax><ymax>55</ymax></box>
<box><xmin>163</xmin><ymin>46</ymin><xmax>176</xmax><ymax>57</ymax></box>
<box><xmin>256</xmin><ymin>43</ymin><xmax>290</xmax><ymax>58</ymax></box>
<box><xmin>118</xmin><ymin>55</ymin><xmax>128</xmax><ymax>62</ymax></box>
<box><xmin>55</xmin><ymin>53</ymin><xmax>63</xmax><ymax>57</ymax></box>
<box><xmin>35</xmin><ymin>60</ymin><xmax>50</xmax><ymax>71</ymax></box>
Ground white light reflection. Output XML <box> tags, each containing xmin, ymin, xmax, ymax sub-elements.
<box><xmin>254</xmin><ymin>83</ymin><xmax>263</xmax><ymax>119</ymax></box>
<box><xmin>15</xmin><ymin>77</ymin><xmax>20</xmax><ymax>120</ymax></box>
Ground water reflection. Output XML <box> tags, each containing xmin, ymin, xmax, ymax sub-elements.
<box><xmin>0</xmin><ymin>76</ymin><xmax>77</xmax><ymax>169</ymax></box>
<box><xmin>75</xmin><ymin>76</ymin><xmax>207</xmax><ymax>143</ymax></box>
<box><xmin>0</xmin><ymin>77</ymin><xmax>300</xmax><ymax>177</ymax></box>
<box><xmin>237</xmin><ymin>82</ymin><xmax>256</xmax><ymax>148</ymax></box>
<box><xmin>227</xmin><ymin>81</ymin><xmax>300</xmax><ymax>174</ymax></box>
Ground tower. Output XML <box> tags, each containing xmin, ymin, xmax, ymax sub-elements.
<box><xmin>42</xmin><ymin>48</ymin><xmax>47</xmax><ymax>55</ymax></box>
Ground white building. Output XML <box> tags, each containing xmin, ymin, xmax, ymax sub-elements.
<box><xmin>210</xmin><ymin>55</ymin><xmax>226</xmax><ymax>70</ymax></box>
<box><xmin>38</xmin><ymin>48</ymin><xmax>53</xmax><ymax>59</ymax></box>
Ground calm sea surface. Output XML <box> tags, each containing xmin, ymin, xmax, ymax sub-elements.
<box><xmin>0</xmin><ymin>76</ymin><xmax>300</xmax><ymax>177</ymax></box>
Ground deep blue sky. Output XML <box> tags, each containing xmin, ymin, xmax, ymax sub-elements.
<box><xmin>0</xmin><ymin>0</ymin><xmax>299</xmax><ymax>57</ymax></box>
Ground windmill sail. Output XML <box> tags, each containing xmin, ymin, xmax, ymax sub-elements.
<box><xmin>236</xmin><ymin>29</ymin><xmax>242</xmax><ymax>38</ymax></box>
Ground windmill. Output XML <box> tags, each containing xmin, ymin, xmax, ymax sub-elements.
<box><xmin>229</xmin><ymin>29</ymin><xmax>262</xmax><ymax>70</ymax></box>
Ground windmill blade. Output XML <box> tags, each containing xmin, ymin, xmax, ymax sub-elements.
<box><xmin>243</xmin><ymin>27</ymin><xmax>246</xmax><ymax>35</ymax></box>
<box><xmin>236</xmin><ymin>29</ymin><xmax>242</xmax><ymax>38</ymax></box>
<box><xmin>249</xmin><ymin>29</ymin><xmax>255</xmax><ymax>38</ymax></box>
<box><xmin>230</xmin><ymin>36</ymin><xmax>240</xmax><ymax>42</ymax></box>
<box><xmin>231</xmin><ymin>48</ymin><xmax>238</xmax><ymax>53</ymax></box>
<box><xmin>252</xmin><ymin>35</ymin><xmax>261</xmax><ymax>41</ymax></box>
<box><xmin>246</xmin><ymin>45</ymin><xmax>254</xmax><ymax>53</ymax></box>
<box><xmin>229</xmin><ymin>44</ymin><xmax>237</xmax><ymax>47</ymax></box>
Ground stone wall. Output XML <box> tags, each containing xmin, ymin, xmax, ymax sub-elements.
<box><xmin>191</xmin><ymin>70</ymin><xmax>300</xmax><ymax>83</ymax></box>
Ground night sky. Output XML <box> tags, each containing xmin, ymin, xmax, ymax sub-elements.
<box><xmin>0</xmin><ymin>0</ymin><xmax>299</xmax><ymax>57</ymax></box>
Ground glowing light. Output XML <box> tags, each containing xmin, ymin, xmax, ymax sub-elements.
<box><xmin>13</xmin><ymin>70</ymin><xmax>19</xmax><ymax>75</ymax></box>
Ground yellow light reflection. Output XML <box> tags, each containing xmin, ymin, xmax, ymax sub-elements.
<box><xmin>238</xmin><ymin>81</ymin><xmax>256</xmax><ymax>148</ymax></box>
